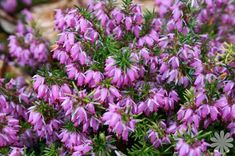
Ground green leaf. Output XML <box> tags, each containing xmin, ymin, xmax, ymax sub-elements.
<box><xmin>122</xmin><ymin>0</ymin><xmax>133</xmax><ymax>10</ymax></box>
<box><xmin>42</xmin><ymin>144</ymin><xmax>59</xmax><ymax>156</ymax></box>
<box><xmin>75</xmin><ymin>6</ymin><xmax>92</xmax><ymax>20</ymax></box>
<box><xmin>140</xmin><ymin>9</ymin><xmax>156</xmax><ymax>36</ymax></box>
<box><xmin>93</xmin><ymin>133</ymin><xmax>117</xmax><ymax>156</ymax></box>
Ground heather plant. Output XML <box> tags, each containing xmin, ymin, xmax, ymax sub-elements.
<box><xmin>0</xmin><ymin>0</ymin><xmax>235</xmax><ymax>155</ymax></box>
<box><xmin>8</xmin><ymin>10</ymin><xmax>49</xmax><ymax>68</ymax></box>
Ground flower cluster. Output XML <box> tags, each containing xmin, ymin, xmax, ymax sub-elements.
<box><xmin>0</xmin><ymin>0</ymin><xmax>235</xmax><ymax>155</ymax></box>
<box><xmin>8</xmin><ymin>10</ymin><xmax>49</xmax><ymax>68</ymax></box>
<box><xmin>0</xmin><ymin>77</ymin><xmax>38</xmax><ymax>155</ymax></box>
<box><xmin>0</xmin><ymin>0</ymin><xmax>31</xmax><ymax>13</ymax></box>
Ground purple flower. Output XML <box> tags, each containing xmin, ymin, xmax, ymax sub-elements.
<box><xmin>125</xmin><ymin>17</ymin><xmax>132</xmax><ymax>31</ymax></box>
<box><xmin>8</xmin><ymin>11</ymin><xmax>49</xmax><ymax>67</ymax></box>
<box><xmin>49</xmin><ymin>85</ymin><xmax>60</xmax><ymax>103</ymax></box>
<box><xmin>37</xmin><ymin>84</ymin><xmax>49</xmax><ymax>99</ymax></box>
<box><xmin>105</xmin><ymin>56</ymin><xmax>141</xmax><ymax>87</ymax></box>
<box><xmin>1</xmin><ymin>0</ymin><xmax>17</xmax><ymax>13</ymax></box>
<box><xmin>59</xmin><ymin>128</ymin><xmax>92</xmax><ymax>151</ymax></box>
<box><xmin>111</xmin><ymin>9</ymin><xmax>124</xmax><ymax>24</ymax></box>
<box><xmin>148</xmin><ymin>121</ymin><xmax>171</xmax><ymax>148</ymax></box>
<box><xmin>28</xmin><ymin>104</ymin><xmax>61</xmax><ymax>143</ymax></box>
<box><xmin>84</xmin><ymin>28</ymin><xmax>99</xmax><ymax>43</ymax></box>
<box><xmin>102</xmin><ymin>104</ymin><xmax>136</xmax><ymax>141</ymax></box>
<box><xmin>85</xmin><ymin>70</ymin><xmax>103</xmax><ymax>88</ymax></box>
<box><xmin>73</xmin><ymin>143</ymin><xmax>92</xmax><ymax>156</ymax></box>
<box><xmin>0</xmin><ymin>113</ymin><xmax>19</xmax><ymax>147</ymax></box>
<box><xmin>178</xmin><ymin>107</ymin><xmax>201</xmax><ymax>128</ymax></box>
<box><xmin>176</xmin><ymin>138</ymin><xmax>208</xmax><ymax>156</ymax></box>
<box><xmin>1</xmin><ymin>0</ymin><xmax>234</xmax><ymax>154</ymax></box>
<box><xmin>94</xmin><ymin>85</ymin><xmax>121</xmax><ymax>103</ymax></box>
<box><xmin>155</xmin><ymin>0</ymin><xmax>173</xmax><ymax>17</ymax></box>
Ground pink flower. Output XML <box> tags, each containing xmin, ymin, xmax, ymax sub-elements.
<box><xmin>0</xmin><ymin>113</ymin><xmax>19</xmax><ymax>147</ymax></box>
<box><xmin>228</xmin><ymin>122</ymin><xmax>235</xmax><ymax>135</ymax></box>
<box><xmin>169</xmin><ymin>56</ymin><xmax>180</xmax><ymax>69</ymax></box>
<box><xmin>33</xmin><ymin>75</ymin><xmax>45</xmax><ymax>89</ymax></box>
<box><xmin>209</xmin><ymin>106</ymin><xmax>219</xmax><ymax>121</ymax></box>
<box><xmin>102</xmin><ymin>104</ymin><xmax>136</xmax><ymax>141</ymax></box>
<box><xmin>125</xmin><ymin>17</ymin><xmax>132</xmax><ymax>30</ymax></box>
<box><xmin>177</xmin><ymin>107</ymin><xmax>200</xmax><ymax>128</ymax></box>
<box><xmin>28</xmin><ymin>104</ymin><xmax>61</xmax><ymax>142</ymax></box>
<box><xmin>71</xmin><ymin>107</ymin><xmax>88</xmax><ymax>126</ymax></box>
<box><xmin>148</xmin><ymin>122</ymin><xmax>171</xmax><ymax>148</ymax></box>
<box><xmin>8</xmin><ymin>11</ymin><xmax>49</xmax><ymax>67</ymax></box>
<box><xmin>194</xmin><ymin>74</ymin><xmax>205</xmax><ymax>88</ymax></box>
<box><xmin>198</xmin><ymin>104</ymin><xmax>210</xmax><ymax>118</ymax></box>
<box><xmin>85</xmin><ymin>70</ymin><xmax>103</xmax><ymax>88</ymax></box>
<box><xmin>94</xmin><ymin>85</ymin><xmax>121</xmax><ymax>103</ymax></box>
<box><xmin>139</xmin><ymin>48</ymin><xmax>150</xmax><ymax>60</ymax></box>
<box><xmin>66</xmin><ymin>64</ymin><xmax>80</xmax><ymax>79</ymax></box>
<box><xmin>176</xmin><ymin>139</ymin><xmax>190</xmax><ymax>156</ymax></box>
<box><xmin>0</xmin><ymin>95</ymin><xmax>7</xmax><ymax>109</ymax></box>
<box><xmin>176</xmin><ymin>138</ymin><xmax>208</xmax><ymax>156</ymax></box>
<box><xmin>37</xmin><ymin>84</ymin><xmax>49</xmax><ymax>100</ymax></box>
<box><xmin>59</xmin><ymin>128</ymin><xmax>91</xmax><ymax>150</ymax></box>
<box><xmin>73</xmin><ymin>143</ymin><xmax>92</xmax><ymax>156</ymax></box>
<box><xmin>84</xmin><ymin>28</ymin><xmax>99</xmax><ymax>43</ymax></box>
<box><xmin>105</xmin><ymin>56</ymin><xmax>141</xmax><ymax>87</ymax></box>
<box><xmin>61</xmin><ymin>98</ymin><xmax>73</xmax><ymax>116</ymax></box>
<box><xmin>155</xmin><ymin>0</ymin><xmax>173</xmax><ymax>17</ymax></box>
<box><xmin>49</xmin><ymin>85</ymin><xmax>60</xmax><ymax>104</ymax></box>
<box><xmin>224</xmin><ymin>81</ymin><xmax>234</xmax><ymax>95</ymax></box>
<box><xmin>111</xmin><ymin>9</ymin><xmax>124</xmax><ymax>24</ymax></box>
